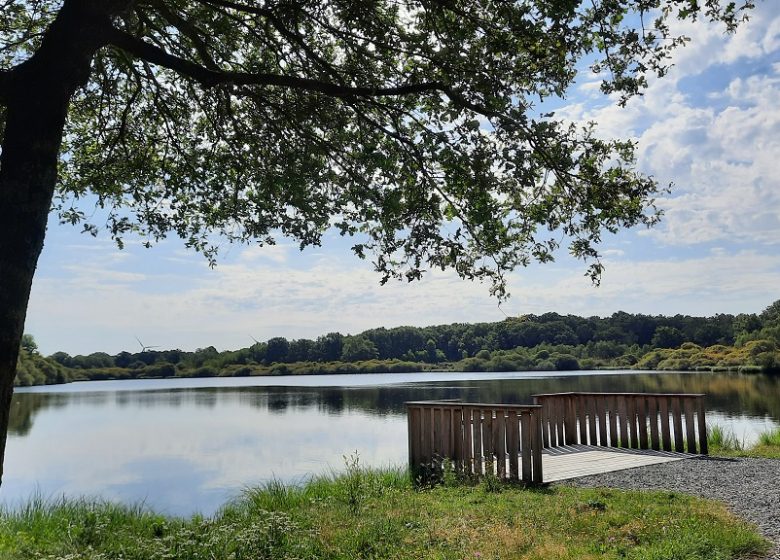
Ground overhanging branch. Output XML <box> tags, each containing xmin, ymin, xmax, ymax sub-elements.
<box><xmin>107</xmin><ymin>27</ymin><xmax>448</xmax><ymax>99</ymax></box>
<box><xmin>148</xmin><ymin>2</ymin><xmax>220</xmax><ymax>71</ymax></box>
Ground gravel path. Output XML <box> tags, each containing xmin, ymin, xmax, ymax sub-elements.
<box><xmin>559</xmin><ymin>456</ymin><xmax>780</xmax><ymax>559</ymax></box>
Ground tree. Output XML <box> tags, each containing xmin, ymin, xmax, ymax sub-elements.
<box><xmin>315</xmin><ymin>332</ymin><xmax>343</xmax><ymax>362</ymax></box>
<box><xmin>651</xmin><ymin>326</ymin><xmax>684</xmax><ymax>349</ymax></box>
<box><xmin>20</xmin><ymin>334</ymin><xmax>38</xmax><ymax>355</ymax></box>
<box><xmin>341</xmin><ymin>336</ymin><xmax>379</xmax><ymax>362</ymax></box>
<box><xmin>761</xmin><ymin>300</ymin><xmax>780</xmax><ymax>327</ymax></box>
<box><xmin>733</xmin><ymin>313</ymin><xmax>762</xmax><ymax>336</ymax></box>
<box><xmin>264</xmin><ymin>337</ymin><xmax>290</xmax><ymax>364</ymax></box>
<box><xmin>0</xmin><ymin>1</ymin><xmax>752</xmax><ymax>484</ymax></box>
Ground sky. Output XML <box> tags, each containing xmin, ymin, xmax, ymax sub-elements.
<box><xmin>24</xmin><ymin>3</ymin><xmax>780</xmax><ymax>356</ymax></box>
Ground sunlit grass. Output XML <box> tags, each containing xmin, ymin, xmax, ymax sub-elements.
<box><xmin>0</xmin><ymin>466</ymin><xmax>768</xmax><ymax>560</ymax></box>
<box><xmin>707</xmin><ymin>424</ymin><xmax>745</xmax><ymax>454</ymax></box>
<box><xmin>709</xmin><ymin>424</ymin><xmax>780</xmax><ymax>459</ymax></box>
<box><xmin>757</xmin><ymin>426</ymin><xmax>780</xmax><ymax>447</ymax></box>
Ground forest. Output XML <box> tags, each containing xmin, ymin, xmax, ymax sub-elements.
<box><xmin>15</xmin><ymin>301</ymin><xmax>780</xmax><ymax>387</ymax></box>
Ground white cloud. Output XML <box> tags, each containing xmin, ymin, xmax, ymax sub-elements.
<box><xmin>556</xmin><ymin>3</ymin><xmax>780</xmax><ymax>247</ymax></box>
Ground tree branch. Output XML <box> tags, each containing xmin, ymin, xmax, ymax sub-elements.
<box><xmin>106</xmin><ymin>27</ymin><xmax>447</xmax><ymax>99</ymax></box>
<box><xmin>148</xmin><ymin>2</ymin><xmax>220</xmax><ymax>71</ymax></box>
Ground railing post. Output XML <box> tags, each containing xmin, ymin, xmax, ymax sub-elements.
<box><xmin>671</xmin><ymin>397</ymin><xmax>685</xmax><ymax>452</ymax></box>
<box><xmin>407</xmin><ymin>405</ymin><xmax>418</xmax><ymax>472</ymax></box>
<box><xmin>697</xmin><ymin>396</ymin><xmax>708</xmax><ymax>455</ymax></box>
<box><xmin>531</xmin><ymin>407</ymin><xmax>543</xmax><ymax>483</ymax></box>
<box><xmin>684</xmin><ymin>397</ymin><xmax>697</xmax><ymax>453</ymax></box>
<box><xmin>577</xmin><ymin>394</ymin><xmax>588</xmax><ymax>444</ymax></box>
<box><xmin>564</xmin><ymin>395</ymin><xmax>577</xmax><ymax>445</ymax></box>
<box><xmin>659</xmin><ymin>396</ymin><xmax>671</xmax><ymax>452</ymax></box>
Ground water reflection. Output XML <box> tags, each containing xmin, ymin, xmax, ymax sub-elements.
<box><xmin>5</xmin><ymin>370</ymin><xmax>779</xmax><ymax>516</ymax></box>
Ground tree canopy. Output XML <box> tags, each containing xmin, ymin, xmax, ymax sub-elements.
<box><xmin>0</xmin><ymin>0</ymin><xmax>755</xmax><ymax>484</ymax></box>
<box><xmin>0</xmin><ymin>0</ymin><xmax>753</xmax><ymax>294</ymax></box>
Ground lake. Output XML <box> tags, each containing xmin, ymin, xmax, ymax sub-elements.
<box><xmin>5</xmin><ymin>370</ymin><xmax>780</xmax><ymax>516</ymax></box>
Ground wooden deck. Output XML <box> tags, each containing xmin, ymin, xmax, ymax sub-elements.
<box><xmin>405</xmin><ymin>394</ymin><xmax>705</xmax><ymax>485</ymax></box>
<box><xmin>542</xmin><ymin>444</ymin><xmax>691</xmax><ymax>483</ymax></box>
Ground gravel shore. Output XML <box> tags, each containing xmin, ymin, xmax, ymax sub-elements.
<box><xmin>560</xmin><ymin>456</ymin><xmax>780</xmax><ymax>559</ymax></box>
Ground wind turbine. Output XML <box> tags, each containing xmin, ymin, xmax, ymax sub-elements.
<box><xmin>135</xmin><ymin>337</ymin><xmax>160</xmax><ymax>352</ymax></box>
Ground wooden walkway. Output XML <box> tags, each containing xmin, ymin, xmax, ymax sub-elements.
<box><xmin>542</xmin><ymin>444</ymin><xmax>691</xmax><ymax>483</ymax></box>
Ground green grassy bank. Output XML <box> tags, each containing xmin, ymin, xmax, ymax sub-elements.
<box><xmin>709</xmin><ymin>425</ymin><xmax>780</xmax><ymax>459</ymax></box>
<box><xmin>0</xmin><ymin>466</ymin><xmax>768</xmax><ymax>560</ymax></box>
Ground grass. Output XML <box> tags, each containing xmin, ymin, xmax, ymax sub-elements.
<box><xmin>706</xmin><ymin>424</ymin><xmax>780</xmax><ymax>458</ymax></box>
<box><xmin>757</xmin><ymin>427</ymin><xmax>780</xmax><ymax>447</ymax></box>
<box><xmin>750</xmin><ymin>426</ymin><xmax>780</xmax><ymax>458</ymax></box>
<box><xmin>707</xmin><ymin>425</ymin><xmax>746</xmax><ymax>454</ymax></box>
<box><xmin>708</xmin><ymin>425</ymin><xmax>780</xmax><ymax>459</ymax></box>
<box><xmin>0</xmin><ymin>467</ymin><xmax>768</xmax><ymax>560</ymax></box>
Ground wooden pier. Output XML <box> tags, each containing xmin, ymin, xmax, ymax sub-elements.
<box><xmin>406</xmin><ymin>392</ymin><xmax>707</xmax><ymax>484</ymax></box>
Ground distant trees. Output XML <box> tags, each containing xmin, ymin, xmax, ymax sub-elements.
<box><xmin>761</xmin><ymin>301</ymin><xmax>780</xmax><ymax>327</ymax></box>
<box><xmin>735</xmin><ymin>300</ymin><xmax>780</xmax><ymax>347</ymax></box>
<box><xmin>16</xmin><ymin>301</ymin><xmax>780</xmax><ymax>387</ymax></box>
<box><xmin>341</xmin><ymin>337</ymin><xmax>379</xmax><ymax>362</ymax></box>
<box><xmin>316</xmin><ymin>333</ymin><xmax>344</xmax><ymax>362</ymax></box>
<box><xmin>265</xmin><ymin>338</ymin><xmax>290</xmax><ymax>364</ymax></box>
<box><xmin>15</xmin><ymin>340</ymin><xmax>69</xmax><ymax>386</ymax></box>
<box><xmin>651</xmin><ymin>326</ymin><xmax>684</xmax><ymax>349</ymax></box>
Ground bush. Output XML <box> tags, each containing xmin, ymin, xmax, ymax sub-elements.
<box><xmin>534</xmin><ymin>349</ymin><xmax>550</xmax><ymax>360</ymax></box>
<box><xmin>553</xmin><ymin>354</ymin><xmax>580</xmax><ymax>371</ymax></box>
<box><xmin>754</xmin><ymin>352</ymin><xmax>780</xmax><ymax>373</ymax></box>
<box><xmin>141</xmin><ymin>362</ymin><xmax>176</xmax><ymax>378</ymax></box>
<box><xmin>486</xmin><ymin>357</ymin><xmax>520</xmax><ymax>372</ymax></box>
<box><xmin>534</xmin><ymin>359</ymin><xmax>555</xmax><ymax>371</ymax></box>
<box><xmin>191</xmin><ymin>366</ymin><xmax>218</xmax><ymax>377</ymax></box>
<box><xmin>459</xmin><ymin>358</ymin><xmax>487</xmax><ymax>372</ymax></box>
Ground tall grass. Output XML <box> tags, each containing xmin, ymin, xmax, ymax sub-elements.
<box><xmin>0</xmin><ymin>464</ymin><xmax>769</xmax><ymax>560</ymax></box>
<box><xmin>707</xmin><ymin>424</ymin><xmax>780</xmax><ymax>459</ymax></box>
<box><xmin>707</xmin><ymin>424</ymin><xmax>744</xmax><ymax>453</ymax></box>
<box><xmin>757</xmin><ymin>426</ymin><xmax>780</xmax><ymax>447</ymax></box>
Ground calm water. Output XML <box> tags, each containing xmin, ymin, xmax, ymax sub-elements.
<box><xmin>5</xmin><ymin>370</ymin><xmax>779</xmax><ymax>515</ymax></box>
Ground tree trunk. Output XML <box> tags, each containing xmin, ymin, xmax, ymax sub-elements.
<box><xmin>0</xmin><ymin>0</ymin><xmax>125</xmax><ymax>487</ymax></box>
<box><xmin>0</xmin><ymin>97</ymin><xmax>62</xmax><ymax>489</ymax></box>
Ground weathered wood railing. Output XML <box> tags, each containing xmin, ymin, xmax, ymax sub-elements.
<box><xmin>532</xmin><ymin>392</ymin><xmax>707</xmax><ymax>454</ymax></box>
<box><xmin>406</xmin><ymin>400</ymin><xmax>543</xmax><ymax>483</ymax></box>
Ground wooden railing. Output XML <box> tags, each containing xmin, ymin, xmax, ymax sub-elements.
<box><xmin>532</xmin><ymin>392</ymin><xmax>708</xmax><ymax>454</ymax></box>
<box><xmin>405</xmin><ymin>400</ymin><xmax>544</xmax><ymax>483</ymax></box>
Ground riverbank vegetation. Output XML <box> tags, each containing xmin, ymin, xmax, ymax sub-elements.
<box><xmin>0</xmin><ymin>466</ymin><xmax>767</xmax><ymax>560</ymax></box>
<box><xmin>708</xmin><ymin>425</ymin><xmax>780</xmax><ymax>459</ymax></box>
<box><xmin>15</xmin><ymin>301</ymin><xmax>780</xmax><ymax>386</ymax></box>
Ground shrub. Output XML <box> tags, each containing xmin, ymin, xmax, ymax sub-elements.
<box><xmin>459</xmin><ymin>358</ymin><xmax>487</xmax><ymax>372</ymax></box>
<box><xmin>192</xmin><ymin>366</ymin><xmax>218</xmax><ymax>377</ymax></box>
<box><xmin>553</xmin><ymin>354</ymin><xmax>580</xmax><ymax>371</ymax></box>
<box><xmin>486</xmin><ymin>357</ymin><xmax>519</xmax><ymax>372</ymax></box>
<box><xmin>534</xmin><ymin>359</ymin><xmax>555</xmax><ymax>371</ymax></box>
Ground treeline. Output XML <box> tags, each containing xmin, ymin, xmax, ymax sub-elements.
<box><xmin>14</xmin><ymin>301</ymin><xmax>780</xmax><ymax>386</ymax></box>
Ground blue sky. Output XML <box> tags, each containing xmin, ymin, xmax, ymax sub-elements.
<box><xmin>25</xmin><ymin>3</ymin><xmax>780</xmax><ymax>355</ymax></box>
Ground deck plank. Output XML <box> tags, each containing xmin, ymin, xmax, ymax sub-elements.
<box><xmin>542</xmin><ymin>445</ymin><xmax>689</xmax><ymax>483</ymax></box>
